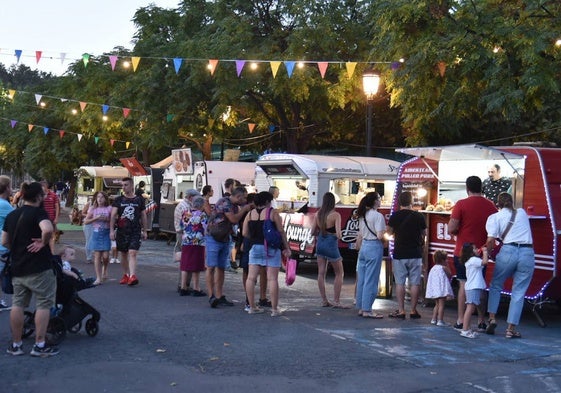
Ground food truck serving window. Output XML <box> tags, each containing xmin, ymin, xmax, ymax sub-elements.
<box><xmin>256</xmin><ymin>160</ymin><xmax>308</xmax><ymax>178</ymax></box>
<box><xmin>103</xmin><ymin>178</ymin><xmax>124</xmax><ymax>188</ymax></box>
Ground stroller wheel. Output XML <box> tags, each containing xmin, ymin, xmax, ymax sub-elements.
<box><xmin>22</xmin><ymin>311</ymin><xmax>35</xmax><ymax>338</ymax></box>
<box><xmin>69</xmin><ymin>322</ymin><xmax>82</xmax><ymax>333</ymax></box>
<box><xmin>46</xmin><ymin>316</ymin><xmax>66</xmax><ymax>345</ymax></box>
<box><xmin>85</xmin><ymin>318</ymin><xmax>99</xmax><ymax>337</ymax></box>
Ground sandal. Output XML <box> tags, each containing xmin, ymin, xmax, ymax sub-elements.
<box><xmin>322</xmin><ymin>301</ymin><xmax>333</xmax><ymax>307</ymax></box>
<box><xmin>388</xmin><ymin>310</ymin><xmax>406</xmax><ymax>319</ymax></box>
<box><xmin>505</xmin><ymin>329</ymin><xmax>522</xmax><ymax>339</ymax></box>
<box><xmin>409</xmin><ymin>311</ymin><xmax>422</xmax><ymax>319</ymax></box>
<box><xmin>332</xmin><ymin>303</ymin><xmax>351</xmax><ymax>309</ymax></box>
<box><xmin>362</xmin><ymin>312</ymin><xmax>384</xmax><ymax>319</ymax></box>
<box><xmin>486</xmin><ymin>319</ymin><xmax>497</xmax><ymax>335</ymax></box>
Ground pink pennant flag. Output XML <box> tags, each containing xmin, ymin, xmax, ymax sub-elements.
<box><xmin>235</xmin><ymin>60</ymin><xmax>245</xmax><ymax>77</ymax></box>
<box><xmin>122</xmin><ymin>108</ymin><xmax>131</xmax><ymax>118</ymax></box>
<box><xmin>109</xmin><ymin>55</ymin><xmax>118</xmax><ymax>71</ymax></box>
<box><xmin>59</xmin><ymin>130</ymin><xmax>65</xmax><ymax>139</ymax></box>
<box><xmin>35</xmin><ymin>51</ymin><xmax>42</xmax><ymax>64</ymax></box>
<box><xmin>79</xmin><ymin>102</ymin><xmax>87</xmax><ymax>112</ymax></box>
<box><xmin>248</xmin><ymin>123</ymin><xmax>256</xmax><ymax>133</ymax></box>
<box><xmin>10</xmin><ymin>120</ymin><xmax>17</xmax><ymax>128</ymax></box>
<box><xmin>317</xmin><ymin>62</ymin><xmax>328</xmax><ymax>78</ymax></box>
<box><xmin>208</xmin><ymin>59</ymin><xmax>219</xmax><ymax>75</ymax></box>
<box><xmin>110</xmin><ymin>139</ymin><xmax>115</xmax><ymax>146</ymax></box>
<box><xmin>28</xmin><ymin>124</ymin><xmax>34</xmax><ymax>132</ymax></box>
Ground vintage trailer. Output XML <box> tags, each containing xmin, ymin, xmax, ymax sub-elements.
<box><xmin>75</xmin><ymin>166</ymin><xmax>129</xmax><ymax>210</ymax></box>
<box><xmin>255</xmin><ymin>154</ymin><xmax>400</xmax><ymax>267</ymax></box>
<box><xmin>393</xmin><ymin>144</ymin><xmax>561</xmax><ymax>324</ymax></box>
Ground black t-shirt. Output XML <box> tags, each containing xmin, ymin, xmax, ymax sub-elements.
<box><xmin>3</xmin><ymin>205</ymin><xmax>53</xmax><ymax>277</ymax></box>
<box><xmin>388</xmin><ymin>209</ymin><xmax>427</xmax><ymax>259</ymax></box>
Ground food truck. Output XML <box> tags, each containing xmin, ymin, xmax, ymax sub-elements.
<box><xmin>392</xmin><ymin>144</ymin><xmax>561</xmax><ymax>324</ymax></box>
<box><xmin>255</xmin><ymin>154</ymin><xmax>400</xmax><ymax>266</ymax></box>
<box><xmin>75</xmin><ymin>166</ymin><xmax>129</xmax><ymax>210</ymax></box>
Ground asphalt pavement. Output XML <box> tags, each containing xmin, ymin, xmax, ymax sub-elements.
<box><xmin>1</xmin><ymin>207</ymin><xmax>561</xmax><ymax>393</ymax></box>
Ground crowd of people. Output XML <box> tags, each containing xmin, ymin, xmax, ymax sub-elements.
<box><xmin>1</xmin><ymin>168</ymin><xmax>535</xmax><ymax>358</ymax></box>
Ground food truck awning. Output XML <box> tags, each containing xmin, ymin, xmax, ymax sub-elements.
<box><xmin>120</xmin><ymin>157</ymin><xmax>147</xmax><ymax>176</ymax></box>
<box><xmin>396</xmin><ymin>144</ymin><xmax>524</xmax><ymax>161</ymax></box>
<box><xmin>150</xmin><ymin>155</ymin><xmax>173</xmax><ymax>169</ymax></box>
<box><xmin>256</xmin><ymin>159</ymin><xmax>309</xmax><ymax>178</ymax></box>
<box><xmin>80</xmin><ymin>166</ymin><xmax>129</xmax><ymax>178</ymax></box>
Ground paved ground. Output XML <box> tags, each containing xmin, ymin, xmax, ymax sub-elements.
<box><xmin>1</xmin><ymin>207</ymin><xmax>560</xmax><ymax>393</ymax></box>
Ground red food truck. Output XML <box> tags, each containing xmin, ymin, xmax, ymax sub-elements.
<box><xmin>392</xmin><ymin>144</ymin><xmax>561</xmax><ymax>325</ymax></box>
<box><xmin>255</xmin><ymin>154</ymin><xmax>400</xmax><ymax>286</ymax></box>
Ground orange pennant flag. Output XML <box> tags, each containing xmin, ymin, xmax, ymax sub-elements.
<box><xmin>28</xmin><ymin>124</ymin><xmax>34</xmax><ymax>132</ymax></box>
<box><xmin>208</xmin><ymin>59</ymin><xmax>219</xmax><ymax>75</ymax></box>
<box><xmin>437</xmin><ymin>61</ymin><xmax>446</xmax><ymax>77</ymax></box>
<box><xmin>270</xmin><ymin>61</ymin><xmax>281</xmax><ymax>78</ymax></box>
<box><xmin>345</xmin><ymin>62</ymin><xmax>357</xmax><ymax>79</ymax></box>
<box><xmin>317</xmin><ymin>62</ymin><xmax>328</xmax><ymax>78</ymax></box>
<box><xmin>79</xmin><ymin>102</ymin><xmax>87</xmax><ymax>112</ymax></box>
<box><xmin>36</xmin><ymin>51</ymin><xmax>42</xmax><ymax>64</ymax></box>
<box><xmin>131</xmin><ymin>57</ymin><xmax>141</xmax><ymax>72</ymax></box>
<box><xmin>248</xmin><ymin>123</ymin><xmax>256</xmax><ymax>133</ymax></box>
<box><xmin>59</xmin><ymin>130</ymin><xmax>65</xmax><ymax>139</ymax></box>
<box><xmin>110</xmin><ymin>139</ymin><xmax>115</xmax><ymax>146</ymax></box>
<box><xmin>122</xmin><ymin>108</ymin><xmax>131</xmax><ymax>118</ymax></box>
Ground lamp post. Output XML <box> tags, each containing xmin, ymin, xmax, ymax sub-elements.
<box><xmin>362</xmin><ymin>70</ymin><xmax>380</xmax><ymax>157</ymax></box>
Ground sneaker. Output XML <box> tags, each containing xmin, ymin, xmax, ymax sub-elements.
<box><xmin>244</xmin><ymin>304</ymin><xmax>251</xmax><ymax>312</ymax></box>
<box><xmin>453</xmin><ymin>322</ymin><xmax>463</xmax><ymax>331</ymax></box>
<box><xmin>192</xmin><ymin>290</ymin><xmax>206</xmax><ymax>297</ymax></box>
<box><xmin>436</xmin><ymin>321</ymin><xmax>449</xmax><ymax>327</ymax></box>
<box><xmin>119</xmin><ymin>274</ymin><xmax>129</xmax><ymax>285</ymax></box>
<box><xmin>30</xmin><ymin>343</ymin><xmax>59</xmax><ymax>357</ymax></box>
<box><xmin>271</xmin><ymin>309</ymin><xmax>283</xmax><ymax>317</ymax></box>
<box><xmin>7</xmin><ymin>343</ymin><xmax>24</xmax><ymax>356</ymax></box>
<box><xmin>209</xmin><ymin>295</ymin><xmax>219</xmax><ymax>308</ymax></box>
<box><xmin>486</xmin><ymin>319</ymin><xmax>497</xmax><ymax>335</ymax></box>
<box><xmin>460</xmin><ymin>330</ymin><xmax>477</xmax><ymax>339</ymax></box>
<box><xmin>430</xmin><ymin>319</ymin><xmax>437</xmax><ymax>325</ymax></box>
<box><xmin>115</xmin><ymin>259</ymin><xmax>120</xmax><ymax>264</ymax></box>
<box><xmin>258</xmin><ymin>298</ymin><xmax>272</xmax><ymax>308</ymax></box>
<box><xmin>179</xmin><ymin>288</ymin><xmax>192</xmax><ymax>296</ymax></box>
<box><xmin>218</xmin><ymin>296</ymin><xmax>234</xmax><ymax>306</ymax></box>
<box><xmin>127</xmin><ymin>275</ymin><xmax>139</xmax><ymax>286</ymax></box>
<box><xmin>248</xmin><ymin>307</ymin><xmax>264</xmax><ymax>314</ymax></box>
<box><xmin>109</xmin><ymin>258</ymin><xmax>116</xmax><ymax>264</ymax></box>
<box><xmin>0</xmin><ymin>299</ymin><xmax>11</xmax><ymax>311</ymax></box>
<box><xmin>477</xmin><ymin>322</ymin><xmax>487</xmax><ymax>332</ymax></box>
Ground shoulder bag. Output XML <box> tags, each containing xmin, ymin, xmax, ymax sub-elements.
<box><xmin>489</xmin><ymin>209</ymin><xmax>517</xmax><ymax>260</ymax></box>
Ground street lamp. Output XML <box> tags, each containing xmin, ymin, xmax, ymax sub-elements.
<box><xmin>362</xmin><ymin>70</ymin><xmax>380</xmax><ymax>157</ymax></box>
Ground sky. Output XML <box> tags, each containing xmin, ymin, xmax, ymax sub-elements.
<box><xmin>0</xmin><ymin>0</ymin><xmax>181</xmax><ymax>75</ymax></box>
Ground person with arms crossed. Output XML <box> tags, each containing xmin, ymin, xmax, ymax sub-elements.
<box><xmin>482</xmin><ymin>164</ymin><xmax>512</xmax><ymax>205</ymax></box>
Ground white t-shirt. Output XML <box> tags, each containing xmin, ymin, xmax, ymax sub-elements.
<box><xmin>465</xmin><ymin>256</ymin><xmax>486</xmax><ymax>290</ymax></box>
<box><xmin>486</xmin><ymin>208</ymin><xmax>533</xmax><ymax>244</ymax></box>
<box><xmin>360</xmin><ymin>209</ymin><xmax>386</xmax><ymax>240</ymax></box>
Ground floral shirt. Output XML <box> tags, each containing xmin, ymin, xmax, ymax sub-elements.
<box><xmin>181</xmin><ymin>210</ymin><xmax>208</xmax><ymax>246</ymax></box>
<box><xmin>208</xmin><ymin>197</ymin><xmax>238</xmax><ymax>234</ymax></box>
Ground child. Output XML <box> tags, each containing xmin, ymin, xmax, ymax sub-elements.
<box><xmin>459</xmin><ymin>243</ymin><xmax>488</xmax><ymax>339</ymax></box>
<box><xmin>109</xmin><ymin>240</ymin><xmax>120</xmax><ymax>264</ymax></box>
<box><xmin>60</xmin><ymin>246</ymin><xmax>96</xmax><ymax>289</ymax></box>
<box><xmin>425</xmin><ymin>250</ymin><xmax>454</xmax><ymax>326</ymax></box>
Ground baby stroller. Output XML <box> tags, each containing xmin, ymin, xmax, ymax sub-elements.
<box><xmin>22</xmin><ymin>256</ymin><xmax>101</xmax><ymax>345</ymax></box>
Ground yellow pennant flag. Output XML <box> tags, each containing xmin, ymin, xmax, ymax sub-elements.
<box><xmin>8</xmin><ymin>89</ymin><xmax>16</xmax><ymax>99</ymax></box>
<box><xmin>345</xmin><ymin>62</ymin><xmax>357</xmax><ymax>79</ymax></box>
<box><xmin>270</xmin><ymin>61</ymin><xmax>281</xmax><ymax>78</ymax></box>
<box><xmin>126</xmin><ymin>141</ymin><xmax>131</xmax><ymax>149</ymax></box>
<box><xmin>131</xmin><ymin>57</ymin><xmax>141</xmax><ymax>72</ymax></box>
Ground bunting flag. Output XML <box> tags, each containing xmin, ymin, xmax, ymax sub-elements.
<box><xmin>123</xmin><ymin>108</ymin><xmax>131</xmax><ymax>118</ymax></box>
<box><xmin>110</xmin><ymin>139</ymin><xmax>115</xmax><ymax>146</ymax></box>
<box><xmin>317</xmin><ymin>62</ymin><xmax>328</xmax><ymax>78</ymax></box>
<box><xmin>77</xmin><ymin>134</ymin><xmax>83</xmax><ymax>141</ymax></box>
<box><xmin>126</xmin><ymin>141</ymin><xmax>131</xmax><ymax>149</ymax></box>
<box><xmin>79</xmin><ymin>102</ymin><xmax>87</xmax><ymax>112</ymax></box>
<box><xmin>235</xmin><ymin>60</ymin><xmax>245</xmax><ymax>77</ymax></box>
<box><xmin>391</xmin><ymin>61</ymin><xmax>401</xmax><ymax>70</ymax></box>
<box><xmin>208</xmin><ymin>59</ymin><xmax>218</xmax><ymax>75</ymax></box>
<box><xmin>28</xmin><ymin>124</ymin><xmax>34</xmax><ymax>132</ymax></box>
<box><xmin>8</xmin><ymin>89</ymin><xmax>16</xmax><ymax>99</ymax></box>
<box><xmin>82</xmin><ymin>53</ymin><xmax>90</xmax><ymax>67</ymax></box>
<box><xmin>248</xmin><ymin>123</ymin><xmax>256</xmax><ymax>133</ymax></box>
<box><xmin>109</xmin><ymin>55</ymin><xmax>118</xmax><ymax>71</ymax></box>
<box><xmin>59</xmin><ymin>130</ymin><xmax>65</xmax><ymax>139</ymax></box>
<box><xmin>35</xmin><ymin>94</ymin><xmax>42</xmax><ymax>105</ymax></box>
<box><xmin>270</xmin><ymin>61</ymin><xmax>281</xmax><ymax>78</ymax></box>
<box><xmin>94</xmin><ymin>136</ymin><xmax>99</xmax><ymax>144</ymax></box>
<box><xmin>173</xmin><ymin>58</ymin><xmax>182</xmax><ymax>74</ymax></box>
<box><xmin>10</xmin><ymin>120</ymin><xmax>17</xmax><ymax>128</ymax></box>
<box><xmin>346</xmin><ymin>62</ymin><xmax>357</xmax><ymax>79</ymax></box>
<box><xmin>284</xmin><ymin>61</ymin><xmax>295</xmax><ymax>78</ymax></box>
<box><xmin>60</xmin><ymin>52</ymin><xmax>66</xmax><ymax>64</ymax></box>
<box><xmin>437</xmin><ymin>61</ymin><xmax>446</xmax><ymax>77</ymax></box>
<box><xmin>131</xmin><ymin>57</ymin><xmax>140</xmax><ymax>72</ymax></box>
<box><xmin>43</xmin><ymin>127</ymin><xmax>49</xmax><ymax>135</ymax></box>
<box><xmin>268</xmin><ymin>124</ymin><xmax>276</xmax><ymax>133</ymax></box>
<box><xmin>14</xmin><ymin>49</ymin><xmax>22</xmax><ymax>63</ymax></box>
<box><xmin>166</xmin><ymin>114</ymin><xmax>174</xmax><ymax>123</ymax></box>
<box><xmin>102</xmin><ymin>104</ymin><xmax>109</xmax><ymax>115</ymax></box>
<box><xmin>35</xmin><ymin>51</ymin><xmax>42</xmax><ymax>64</ymax></box>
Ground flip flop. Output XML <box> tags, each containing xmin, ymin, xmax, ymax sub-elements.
<box><xmin>362</xmin><ymin>312</ymin><xmax>384</xmax><ymax>319</ymax></box>
<box><xmin>332</xmin><ymin>303</ymin><xmax>351</xmax><ymax>309</ymax></box>
<box><xmin>322</xmin><ymin>301</ymin><xmax>333</xmax><ymax>307</ymax></box>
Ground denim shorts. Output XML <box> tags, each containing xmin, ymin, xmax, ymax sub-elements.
<box><xmin>465</xmin><ymin>289</ymin><xmax>482</xmax><ymax>305</ymax></box>
<box><xmin>12</xmin><ymin>269</ymin><xmax>56</xmax><ymax>310</ymax></box>
<box><xmin>205</xmin><ymin>235</ymin><xmax>230</xmax><ymax>269</ymax></box>
<box><xmin>316</xmin><ymin>234</ymin><xmax>342</xmax><ymax>262</ymax></box>
<box><xmin>391</xmin><ymin>258</ymin><xmax>422</xmax><ymax>285</ymax></box>
<box><xmin>249</xmin><ymin>244</ymin><xmax>281</xmax><ymax>268</ymax></box>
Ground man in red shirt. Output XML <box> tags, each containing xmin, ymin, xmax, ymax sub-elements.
<box><xmin>448</xmin><ymin>176</ymin><xmax>497</xmax><ymax>331</ymax></box>
<box><xmin>41</xmin><ymin>181</ymin><xmax>60</xmax><ymax>254</ymax></box>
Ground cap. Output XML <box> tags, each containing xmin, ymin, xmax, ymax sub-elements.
<box><xmin>186</xmin><ymin>189</ymin><xmax>200</xmax><ymax>197</ymax></box>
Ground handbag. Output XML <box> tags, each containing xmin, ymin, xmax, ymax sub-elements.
<box><xmin>490</xmin><ymin>209</ymin><xmax>517</xmax><ymax>260</ymax></box>
<box><xmin>284</xmin><ymin>257</ymin><xmax>297</xmax><ymax>286</ymax></box>
<box><xmin>209</xmin><ymin>219</ymin><xmax>232</xmax><ymax>243</ymax></box>
<box><xmin>0</xmin><ymin>252</ymin><xmax>12</xmax><ymax>295</ymax></box>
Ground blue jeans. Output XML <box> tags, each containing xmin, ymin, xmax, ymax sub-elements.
<box><xmin>356</xmin><ymin>239</ymin><xmax>383</xmax><ymax>312</ymax></box>
<box><xmin>487</xmin><ymin>244</ymin><xmax>535</xmax><ymax>326</ymax></box>
<box><xmin>83</xmin><ymin>223</ymin><xmax>93</xmax><ymax>260</ymax></box>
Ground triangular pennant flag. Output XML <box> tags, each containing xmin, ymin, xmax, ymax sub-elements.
<box><xmin>270</xmin><ymin>61</ymin><xmax>281</xmax><ymax>78</ymax></box>
<box><xmin>60</xmin><ymin>53</ymin><xmax>66</xmax><ymax>64</ymax></box>
<box><xmin>77</xmin><ymin>134</ymin><xmax>83</xmax><ymax>141</ymax></box>
<box><xmin>208</xmin><ymin>59</ymin><xmax>218</xmax><ymax>75</ymax></box>
<box><xmin>60</xmin><ymin>98</ymin><xmax>67</xmax><ymax>102</ymax></box>
<box><xmin>79</xmin><ymin>102</ymin><xmax>87</xmax><ymax>112</ymax></box>
<box><xmin>8</xmin><ymin>89</ymin><xmax>16</xmax><ymax>99</ymax></box>
<box><xmin>317</xmin><ymin>62</ymin><xmax>328</xmax><ymax>78</ymax></box>
<box><xmin>10</xmin><ymin>120</ymin><xmax>17</xmax><ymax>129</ymax></box>
<box><xmin>110</xmin><ymin>139</ymin><xmax>115</xmax><ymax>146</ymax></box>
<box><xmin>122</xmin><ymin>108</ymin><xmax>131</xmax><ymax>118</ymax></box>
<box><xmin>126</xmin><ymin>142</ymin><xmax>131</xmax><ymax>149</ymax></box>
<box><xmin>437</xmin><ymin>61</ymin><xmax>446</xmax><ymax>77</ymax></box>
<box><xmin>82</xmin><ymin>53</ymin><xmax>90</xmax><ymax>67</ymax></box>
<box><xmin>28</xmin><ymin>124</ymin><xmax>34</xmax><ymax>132</ymax></box>
<box><xmin>109</xmin><ymin>55</ymin><xmax>118</xmax><ymax>71</ymax></box>
<box><xmin>166</xmin><ymin>114</ymin><xmax>174</xmax><ymax>123</ymax></box>
<box><xmin>173</xmin><ymin>58</ymin><xmax>182</xmax><ymax>74</ymax></box>
<box><xmin>235</xmin><ymin>60</ymin><xmax>245</xmax><ymax>77</ymax></box>
<box><xmin>391</xmin><ymin>61</ymin><xmax>401</xmax><ymax>70</ymax></box>
<box><xmin>35</xmin><ymin>51</ymin><xmax>42</xmax><ymax>64</ymax></box>
<box><xmin>43</xmin><ymin>127</ymin><xmax>49</xmax><ymax>135</ymax></box>
<box><xmin>14</xmin><ymin>50</ymin><xmax>22</xmax><ymax>63</ymax></box>
<box><xmin>94</xmin><ymin>137</ymin><xmax>99</xmax><ymax>144</ymax></box>
<box><xmin>59</xmin><ymin>130</ymin><xmax>65</xmax><ymax>139</ymax></box>
<box><xmin>208</xmin><ymin>118</ymin><xmax>215</xmax><ymax>129</ymax></box>
<box><xmin>269</xmin><ymin>124</ymin><xmax>276</xmax><ymax>133</ymax></box>
<box><xmin>102</xmin><ymin>104</ymin><xmax>109</xmax><ymax>115</ymax></box>
<box><xmin>131</xmin><ymin>57</ymin><xmax>140</xmax><ymax>72</ymax></box>
<box><xmin>248</xmin><ymin>123</ymin><xmax>256</xmax><ymax>133</ymax></box>
<box><xmin>284</xmin><ymin>61</ymin><xmax>295</xmax><ymax>78</ymax></box>
<box><xmin>35</xmin><ymin>94</ymin><xmax>42</xmax><ymax>105</ymax></box>
<box><xmin>345</xmin><ymin>62</ymin><xmax>357</xmax><ymax>79</ymax></box>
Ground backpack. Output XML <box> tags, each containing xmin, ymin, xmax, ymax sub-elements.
<box><xmin>263</xmin><ymin>207</ymin><xmax>282</xmax><ymax>250</ymax></box>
